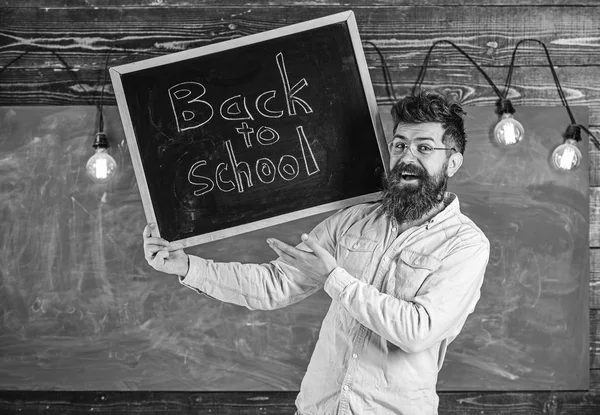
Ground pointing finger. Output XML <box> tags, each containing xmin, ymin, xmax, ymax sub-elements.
<box><xmin>268</xmin><ymin>243</ymin><xmax>297</xmax><ymax>267</ymax></box>
<box><xmin>301</xmin><ymin>234</ymin><xmax>327</xmax><ymax>257</ymax></box>
<box><xmin>267</xmin><ymin>238</ymin><xmax>299</xmax><ymax>260</ymax></box>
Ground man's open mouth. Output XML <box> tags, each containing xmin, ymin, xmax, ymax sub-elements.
<box><xmin>400</xmin><ymin>173</ymin><xmax>420</xmax><ymax>181</ymax></box>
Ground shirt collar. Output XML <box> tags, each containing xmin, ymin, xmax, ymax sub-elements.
<box><xmin>425</xmin><ymin>192</ymin><xmax>459</xmax><ymax>229</ymax></box>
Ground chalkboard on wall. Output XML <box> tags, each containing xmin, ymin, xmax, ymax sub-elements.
<box><xmin>110</xmin><ymin>11</ymin><xmax>387</xmax><ymax>247</ymax></box>
<box><xmin>0</xmin><ymin>105</ymin><xmax>589</xmax><ymax>391</ymax></box>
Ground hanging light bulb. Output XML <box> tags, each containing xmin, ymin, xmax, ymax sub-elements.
<box><xmin>86</xmin><ymin>131</ymin><xmax>117</xmax><ymax>183</ymax></box>
<box><xmin>494</xmin><ymin>99</ymin><xmax>524</xmax><ymax>146</ymax></box>
<box><xmin>552</xmin><ymin>139</ymin><xmax>581</xmax><ymax>171</ymax></box>
<box><xmin>551</xmin><ymin>124</ymin><xmax>582</xmax><ymax>171</ymax></box>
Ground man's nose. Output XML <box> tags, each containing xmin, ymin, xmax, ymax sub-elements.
<box><xmin>399</xmin><ymin>145</ymin><xmax>418</xmax><ymax>162</ymax></box>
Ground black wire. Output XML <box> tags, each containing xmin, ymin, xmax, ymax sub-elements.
<box><xmin>412</xmin><ymin>40</ymin><xmax>504</xmax><ymax>99</ymax></box>
<box><xmin>362</xmin><ymin>40</ymin><xmax>397</xmax><ymax>102</ymax></box>
<box><xmin>503</xmin><ymin>39</ymin><xmax>600</xmax><ymax>150</ymax></box>
<box><xmin>98</xmin><ymin>47</ymin><xmax>114</xmax><ymax>133</ymax></box>
<box><xmin>578</xmin><ymin>124</ymin><xmax>600</xmax><ymax>152</ymax></box>
<box><xmin>503</xmin><ymin>42</ymin><xmax>521</xmax><ymax>98</ymax></box>
<box><xmin>0</xmin><ymin>51</ymin><xmax>29</xmax><ymax>76</ymax></box>
<box><xmin>0</xmin><ymin>46</ymin><xmax>99</xmax><ymax>110</ymax></box>
<box><xmin>503</xmin><ymin>39</ymin><xmax>575</xmax><ymax>124</ymax></box>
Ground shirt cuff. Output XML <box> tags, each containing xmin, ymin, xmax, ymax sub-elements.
<box><xmin>324</xmin><ymin>267</ymin><xmax>356</xmax><ymax>300</ymax></box>
<box><xmin>178</xmin><ymin>255</ymin><xmax>209</xmax><ymax>294</ymax></box>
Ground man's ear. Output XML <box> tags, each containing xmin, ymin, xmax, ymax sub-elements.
<box><xmin>446</xmin><ymin>152</ymin><xmax>463</xmax><ymax>178</ymax></box>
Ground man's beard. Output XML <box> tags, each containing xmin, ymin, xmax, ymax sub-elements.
<box><xmin>381</xmin><ymin>161</ymin><xmax>449</xmax><ymax>224</ymax></box>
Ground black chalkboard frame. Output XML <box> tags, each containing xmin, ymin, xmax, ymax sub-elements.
<box><xmin>109</xmin><ymin>10</ymin><xmax>387</xmax><ymax>247</ymax></box>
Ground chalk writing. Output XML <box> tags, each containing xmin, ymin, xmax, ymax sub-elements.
<box><xmin>170</xmin><ymin>51</ymin><xmax>320</xmax><ymax>198</ymax></box>
<box><xmin>276</xmin><ymin>52</ymin><xmax>313</xmax><ymax>116</ymax></box>
<box><xmin>188</xmin><ymin>126</ymin><xmax>319</xmax><ymax>196</ymax></box>
<box><xmin>220</xmin><ymin>95</ymin><xmax>254</xmax><ymax>121</ymax></box>
<box><xmin>168</xmin><ymin>51</ymin><xmax>311</xmax><ymax>132</ymax></box>
<box><xmin>256</xmin><ymin>90</ymin><xmax>284</xmax><ymax>119</ymax></box>
<box><xmin>168</xmin><ymin>82</ymin><xmax>214</xmax><ymax>132</ymax></box>
<box><xmin>256</xmin><ymin>126</ymin><xmax>280</xmax><ymax>146</ymax></box>
<box><xmin>236</xmin><ymin>122</ymin><xmax>255</xmax><ymax>148</ymax></box>
<box><xmin>297</xmin><ymin>125</ymin><xmax>320</xmax><ymax>176</ymax></box>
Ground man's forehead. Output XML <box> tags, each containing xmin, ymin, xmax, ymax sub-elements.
<box><xmin>391</xmin><ymin>122</ymin><xmax>445</xmax><ymax>142</ymax></box>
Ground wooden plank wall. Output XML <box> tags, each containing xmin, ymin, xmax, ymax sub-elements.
<box><xmin>1</xmin><ymin>0</ymin><xmax>599</xmax><ymax>413</ymax></box>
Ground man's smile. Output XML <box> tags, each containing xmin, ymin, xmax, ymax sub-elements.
<box><xmin>400</xmin><ymin>173</ymin><xmax>421</xmax><ymax>182</ymax></box>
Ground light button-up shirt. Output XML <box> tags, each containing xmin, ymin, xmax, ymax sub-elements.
<box><xmin>180</xmin><ymin>193</ymin><xmax>490</xmax><ymax>415</ymax></box>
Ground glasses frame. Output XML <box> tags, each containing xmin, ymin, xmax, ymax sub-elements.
<box><xmin>388</xmin><ymin>141</ymin><xmax>457</xmax><ymax>158</ymax></box>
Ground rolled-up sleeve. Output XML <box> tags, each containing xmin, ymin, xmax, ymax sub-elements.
<box><xmin>324</xmin><ymin>237</ymin><xmax>489</xmax><ymax>353</ymax></box>
<box><xmin>179</xmin><ymin>210</ymin><xmax>344</xmax><ymax>311</ymax></box>
<box><xmin>179</xmin><ymin>256</ymin><xmax>324</xmax><ymax>310</ymax></box>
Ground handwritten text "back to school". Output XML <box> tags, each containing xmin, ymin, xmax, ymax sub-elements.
<box><xmin>168</xmin><ymin>52</ymin><xmax>321</xmax><ymax>197</ymax></box>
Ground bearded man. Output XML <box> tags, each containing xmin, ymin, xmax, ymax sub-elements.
<box><xmin>143</xmin><ymin>91</ymin><xmax>490</xmax><ymax>415</ymax></box>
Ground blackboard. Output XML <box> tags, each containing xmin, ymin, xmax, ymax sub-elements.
<box><xmin>0</xmin><ymin>105</ymin><xmax>589</xmax><ymax>391</ymax></box>
<box><xmin>110</xmin><ymin>11</ymin><xmax>386</xmax><ymax>247</ymax></box>
<box><xmin>382</xmin><ymin>105</ymin><xmax>590</xmax><ymax>390</ymax></box>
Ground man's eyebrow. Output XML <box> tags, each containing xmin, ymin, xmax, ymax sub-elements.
<box><xmin>392</xmin><ymin>134</ymin><xmax>435</xmax><ymax>143</ymax></box>
<box><xmin>414</xmin><ymin>137</ymin><xmax>435</xmax><ymax>143</ymax></box>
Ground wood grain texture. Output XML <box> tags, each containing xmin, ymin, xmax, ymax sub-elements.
<box><xmin>589</xmin><ymin>248</ymin><xmax>600</xmax><ymax>308</ymax></box>
<box><xmin>2</xmin><ymin>0</ymin><xmax>600</xmax><ymax>7</ymax></box>
<box><xmin>1</xmin><ymin>6</ymin><xmax>600</xmax><ymax>68</ymax></box>
<box><xmin>590</xmin><ymin>140</ymin><xmax>600</xmax><ymax>186</ymax></box>
<box><xmin>591</xmin><ymin>309</ymin><xmax>600</xmax><ymax>368</ymax></box>
<box><xmin>2</xmin><ymin>66</ymin><xmax>599</xmax><ymax>124</ymax></box>
<box><xmin>1</xmin><ymin>390</ymin><xmax>600</xmax><ymax>414</ymax></box>
<box><xmin>0</xmin><ymin>0</ymin><xmax>599</xmax><ymax>412</ymax></box>
<box><xmin>589</xmin><ymin>188</ymin><xmax>600</xmax><ymax>247</ymax></box>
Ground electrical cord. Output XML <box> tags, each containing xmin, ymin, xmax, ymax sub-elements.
<box><xmin>0</xmin><ymin>46</ymin><xmax>99</xmax><ymax>110</ymax></box>
<box><xmin>502</xmin><ymin>38</ymin><xmax>600</xmax><ymax>150</ymax></box>
<box><xmin>411</xmin><ymin>40</ymin><xmax>504</xmax><ymax>99</ymax></box>
<box><xmin>362</xmin><ymin>40</ymin><xmax>397</xmax><ymax>102</ymax></box>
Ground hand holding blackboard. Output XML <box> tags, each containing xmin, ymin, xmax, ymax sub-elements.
<box><xmin>143</xmin><ymin>217</ymin><xmax>337</xmax><ymax>284</ymax></box>
<box><xmin>143</xmin><ymin>223</ymin><xmax>190</xmax><ymax>276</ymax></box>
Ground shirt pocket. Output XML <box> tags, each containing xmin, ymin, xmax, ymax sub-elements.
<box><xmin>337</xmin><ymin>234</ymin><xmax>378</xmax><ymax>278</ymax></box>
<box><xmin>393</xmin><ymin>250</ymin><xmax>442</xmax><ymax>301</ymax></box>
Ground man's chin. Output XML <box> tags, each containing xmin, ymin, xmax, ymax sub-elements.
<box><xmin>400</xmin><ymin>177</ymin><xmax>421</xmax><ymax>185</ymax></box>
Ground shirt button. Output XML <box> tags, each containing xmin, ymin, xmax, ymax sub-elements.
<box><xmin>352</xmin><ymin>353</ymin><xmax>358</xmax><ymax>359</ymax></box>
<box><xmin>343</xmin><ymin>385</ymin><xmax>349</xmax><ymax>391</ymax></box>
<box><xmin>391</xmin><ymin>227</ymin><xmax>397</xmax><ymax>233</ymax></box>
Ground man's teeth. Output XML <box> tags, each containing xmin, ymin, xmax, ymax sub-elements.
<box><xmin>400</xmin><ymin>172</ymin><xmax>420</xmax><ymax>181</ymax></box>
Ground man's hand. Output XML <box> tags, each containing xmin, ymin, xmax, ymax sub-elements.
<box><xmin>143</xmin><ymin>223</ymin><xmax>189</xmax><ymax>276</ymax></box>
<box><xmin>267</xmin><ymin>233</ymin><xmax>337</xmax><ymax>281</ymax></box>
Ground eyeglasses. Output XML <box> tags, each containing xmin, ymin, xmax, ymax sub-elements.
<box><xmin>388</xmin><ymin>141</ymin><xmax>456</xmax><ymax>158</ymax></box>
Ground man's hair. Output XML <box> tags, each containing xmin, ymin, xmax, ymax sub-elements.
<box><xmin>391</xmin><ymin>91</ymin><xmax>467</xmax><ymax>154</ymax></box>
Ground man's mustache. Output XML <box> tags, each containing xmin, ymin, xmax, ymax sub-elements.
<box><xmin>390</xmin><ymin>163</ymin><xmax>426</xmax><ymax>179</ymax></box>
